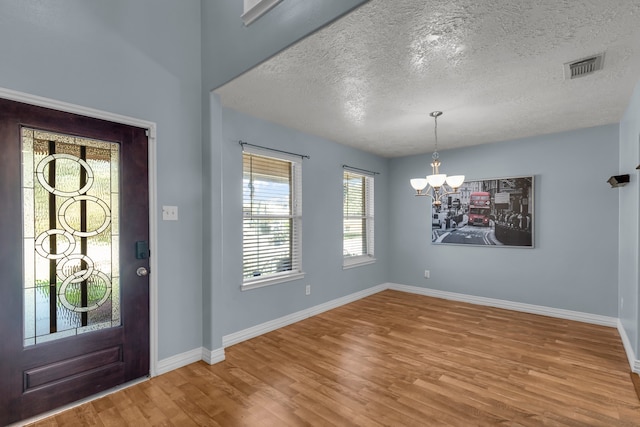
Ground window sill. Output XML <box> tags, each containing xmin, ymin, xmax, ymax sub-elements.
<box><xmin>242</xmin><ymin>271</ymin><xmax>305</xmax><ymax>291</ymax></box>
<box><xmin>343</xmin><ymin>256</ymin><xmax>376</xmax><ymax>270</ymax></box>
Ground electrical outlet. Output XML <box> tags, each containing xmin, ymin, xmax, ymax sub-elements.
<box><xmin>424</xmin><ymin>270</ymin><xmax>430</xmax><ymax>279</ymax></box>
<box><xmin>162</xmin><ymin>205</ymin><xmax>178</xmax><ymax>221</ymax></box>
<box><xmin>305</xmin><ymin>285</ymin><xmax>311</xmax><ymax>295</ymax></box>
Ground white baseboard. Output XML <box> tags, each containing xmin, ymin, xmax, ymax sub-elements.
<box><xmin>157</xmin><ymin>283</ymin><xmax>636</xmax><ymax>376</ymax></box>
<box><xmin>618</xmin><ymin>319</ymin><xmax>640</xmax><ymax>373</ymax></box>
<box><xmin>156</xmin><ymin>347</ymin><xmax>205</xmax><ymax>375</ymax></box>
<box><xmin>222</xmin><ymin>283</ymin><xmax>388</xmax><ymax>348</ymax></box>
<box><xmin>155</xmin><ymin>346</ymin><xmax>225</xmax><ymax>374</ymax></box>
<box><xmin>155</xmin><ymin>284</ymin><xmax>388</xmax><ymax>375</ymax></box>
<box><xmin>388</xmin><ymin>283</ymin><xmax>618</xmax><ymax>327</ymax></box>
<box><xmin>202</xmin><ymin>347</ymin><xmax>226</xmax><ymax>365</ymax></box>
<box><xmin>390</xmin><ymin>283</ymin><xmax>640</xmax><ymax>372</ymax></box>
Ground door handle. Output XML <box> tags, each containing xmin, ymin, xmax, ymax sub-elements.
<box><xmin>136</xmin><ymin>267</ymin><xmax>149</xmax><ymax>277</ymax></box>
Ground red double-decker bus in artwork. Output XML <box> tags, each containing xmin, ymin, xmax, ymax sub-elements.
<box><xmin>468</xmin><ymin>192</ymin><xmax>491</xmax><ymax>226</ymax></box>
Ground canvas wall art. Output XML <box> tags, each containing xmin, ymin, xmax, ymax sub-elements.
<box><xmin>431</xmin><ymin>176</ymin><xmax>534</xmax><ymax>247</ymax></box>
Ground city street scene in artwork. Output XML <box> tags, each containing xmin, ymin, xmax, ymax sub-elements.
<box><xmin>431</xmin><ymin>176</ymin><xmax>534</xmax><ymax>247</ymax></box>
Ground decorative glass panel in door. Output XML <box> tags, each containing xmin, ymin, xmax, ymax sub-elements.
<box><xmin>22</xmin><ymin>128</ymin><xmax>120</xmax><ymax>346</ymax></box>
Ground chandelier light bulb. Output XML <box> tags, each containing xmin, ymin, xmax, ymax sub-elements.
<box><xmin>445</xmin><ymin>175</ymin><xmax>465</xmax><ymax>189</ymax></box>
<box><xmin>410</xmin><ymin>178</ymin><xmax>428</xmax><ymax>191</ymax></box>
<box><xmin>426</xmin><ymin>174</ymin><xmax>446</xmax><ymax>188</ymax></box>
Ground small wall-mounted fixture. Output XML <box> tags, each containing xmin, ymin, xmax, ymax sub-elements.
<box><xmin>607</xmin><ymin>174</ymin><xmax>630</xmax><ymax>188</ymax></box>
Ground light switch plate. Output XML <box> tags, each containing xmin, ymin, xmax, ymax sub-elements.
<box><xmin>162</xmin><ymin>205</ymin><xmax>178</xmax><ymax>221</ymax></box>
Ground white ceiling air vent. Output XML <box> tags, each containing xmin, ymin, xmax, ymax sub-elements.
<box><xmin>564</xmin><ymin>53</ymin><xmax>605</xmax><ymax>80</ymax></box>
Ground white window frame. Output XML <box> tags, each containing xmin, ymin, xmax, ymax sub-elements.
<box><xmin>242</xmin><ymin>146</ymin><xmax>304</xmax><ymax>290</ymax></box>
<box><xmin>343</xmin><ymin>168</ymin><xmax>375</xmax><ymax>269</ymax></box>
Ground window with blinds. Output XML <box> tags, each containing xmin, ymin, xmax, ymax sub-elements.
<box><xmin>343</xmin><ymin>169</ymin><xmax>375</xmax><ymax>268</ymax></box>
<box><xmin>242</xmin><ymin>148</ymin><xmax>303</xmax><ymax>288</ymax></box>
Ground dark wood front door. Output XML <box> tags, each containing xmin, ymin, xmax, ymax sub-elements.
<box><xmin>0</xmin><ymin>98</ymin><xmax>150</xmax><ymax>425</ymax></box>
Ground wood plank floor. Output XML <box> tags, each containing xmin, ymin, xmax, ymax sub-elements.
<box><xmin>29</xmin><ymin>290</ymin><xmax>640</xmax><ymax>426</ymax></box>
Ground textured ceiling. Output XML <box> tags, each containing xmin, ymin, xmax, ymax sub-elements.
<box><xmin>215</xmin><ymin>0</ymin><xmax>640</xmax><ymax>158</ymax></box>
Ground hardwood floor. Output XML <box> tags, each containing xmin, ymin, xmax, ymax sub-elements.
<box><xmin>29</xmin><ymin>290</ymin><xmax>640</xmax><ymax>426</ymax></box>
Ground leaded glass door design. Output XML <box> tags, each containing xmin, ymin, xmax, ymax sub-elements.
<box><xmin>23</xmin><ymin>128</ymin><xmax>121</xmax><ymax>346</ymax></box>
<box><xmin>0</xmin><ymin>97</ymin><xmax>150</xmax><ymax>425</ymax></box>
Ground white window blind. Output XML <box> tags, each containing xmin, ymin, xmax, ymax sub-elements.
<box><xmin>243</xmin><ymin>147</ymin><xmax>303</xmax><ymax>288</ymax></box>
<box><xmin>343</xmin><ymin>169</ymin><xmax>375</xmax><ymax>267</ymax></box>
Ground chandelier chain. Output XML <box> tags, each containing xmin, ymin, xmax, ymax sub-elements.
<box><xmin>430</xmin><ymin>111</ymin><xmax>442</xmax><ymax>161</ymax></box>
<box><xmin>434</xmin><ymin>114</ymin><xmax>438</xmax><ymax>153</ymax></box>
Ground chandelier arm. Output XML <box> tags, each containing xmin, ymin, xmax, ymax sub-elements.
<box><xmin>442</xmin><ymin>185</ymin><xmax>457</xmax><ymax>194</ymax></box>
<box><xmin>414</xmin><ymin>183</ymin><xmax>435</xmax><ymax>198</ymax></box>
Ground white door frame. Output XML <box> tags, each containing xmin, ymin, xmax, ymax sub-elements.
<box><xmin>0</xmin><ymin>86</ymin><xmax>160</xmax><ymax>377</ymax></box>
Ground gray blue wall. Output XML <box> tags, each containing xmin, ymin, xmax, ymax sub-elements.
<box><xmin>201</xmin><ymin>0</ymin><xmax>371</xmax><ymax>350</ymax></box>
<box><xmin>0</xmin><ymin>0</ymin><xmax>204</xmax><ymax>360</ymax></box>
<box><xmin>389</xmin><ymin>125</ymin><xmax>620</xmax><ymax>316</ymax></box>
<box><xmin>217</xmin><ymin>106</ymin><xmax>389</xmax><ymax>335</ymax></box>
<box><xmin>619</xmin><ymin>81</ymin><xmax>640</xmax><ymax>355</ymax></box>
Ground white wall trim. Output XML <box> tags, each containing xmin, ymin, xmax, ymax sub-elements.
<box><xmin>223</xmin><ymin>283</ymin><xmax>388</xmax><ymax>348</ymax></box>
<box><xmin>618</xmin><ymin>319</ymin><xmax>640</xmax><ymax>373</ymax></box>
<box><xmin>241</xmin><ymin>0</ymin><xmax>283</xmax><ymax>26</ymax></box>
<box><xmin>0</xmin><ymin>87</ymin><xmax>157</xmax><ymax>134</ymax></box>
<box><xmin>388</xmin><ymin>283</ymin><xmax>618</xmax><ymax>327</ymax></box>
<box><xmin>160</xmin><ymin>285</ymin><xmax>635</xmax><ymax>373</ymax></box>
<box><xmin>0</xmin><ymin>86</ymin><xmax>160</xmax><ymax>378</ymax></box>
<box><xmin>156</xmin><ymin>348</ymin><xmax>204</xmax><ymax>376</ymax></box>
<box><xmin>147</xmin><ymin>119</ymin><xmax>159</xmax><ymax>378</ymax></box>
<box><xmin>202</xmin><ymin>347</ymin><xmax>226</xmax><ymax>365</ymax></box>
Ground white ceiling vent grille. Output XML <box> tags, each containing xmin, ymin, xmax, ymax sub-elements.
<box><xmin>564</xmin><ymin>53</ymin><xmax>605</xmax><ymax>80</ymax></box>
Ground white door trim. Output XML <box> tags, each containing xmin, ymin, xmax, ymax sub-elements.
<box><xmin>0</xmin><ymin>86</ymin><xmax>160</xmax><ymax>377</ymax></box>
